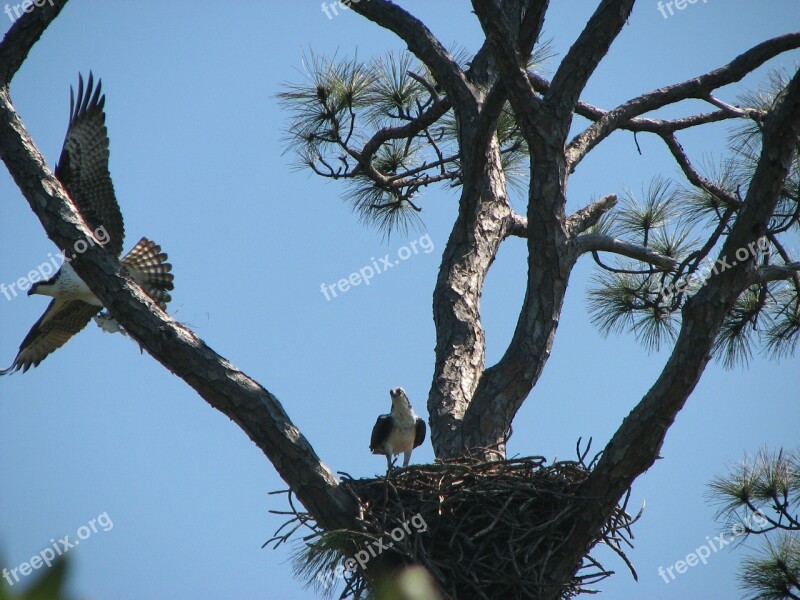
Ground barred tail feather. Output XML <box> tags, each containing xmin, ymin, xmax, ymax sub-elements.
<box><xmin>121</xmin><ymin>237</ymin><xmax>175</xmax><ymax>309</ymax></box>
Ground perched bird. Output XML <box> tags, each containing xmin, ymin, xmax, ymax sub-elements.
<box><xmin>0</xmin><ymin>73</ymin><xmax>174</xmax><ymax>375</ymax></box>
<box><xmin>370</xmin><ymin>387</ymin><xmax>427</xmax><ymax>470</ymax></box>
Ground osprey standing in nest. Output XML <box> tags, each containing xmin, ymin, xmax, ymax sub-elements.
<box><xmin>1</xmin><ymin>73</ymin><xmax>174</xmax><ymax>374</ymax></box>
<box><xmin>370</xmin><ymin>387</ymin><xmax>427</xmax><ymax>470</ymax></box>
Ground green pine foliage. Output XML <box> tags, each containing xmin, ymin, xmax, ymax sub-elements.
<box><xmin>280</xmin><ymin>48</ymin><xmax>799</xmax><ymax>363</ymax></box>
<box><xmin>710</xmin><ymin>448</ymin><xmax>800</xmax><ymax>600</ymax></box>
<box><xmin>586</xmin><ymin>70</ymin><xmax>799</xmax><ymax>366</ymax></box>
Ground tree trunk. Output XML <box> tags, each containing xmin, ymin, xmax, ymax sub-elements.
<box><xmin>430</xmin><ymin>135</ymin><xmax>514</xmax><ymax>458</ymax></box>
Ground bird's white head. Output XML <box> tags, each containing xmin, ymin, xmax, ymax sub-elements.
<box><xmin>27</xmin><ymin>279</ymin><xmax>57</xmax><ymax>298</ymax></box>
<box><xmin>390</xmin><ymin>387</ymin><xmax>410</xmax><ymax>408</ymax></box>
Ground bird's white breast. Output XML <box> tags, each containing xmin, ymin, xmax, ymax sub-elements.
<box><xmin>383</xmin><ymin>404</ymin><xmax>418</xmax><ymax>455</ymax></box>
<box><xmin>384</xmin><ymin>422</ymin><xmax>417</xmax><ymax>455</ymax></box>
<box><xmin>52</xmin><ymin>262</ymin><xmax>103</xmax><ymax>306</ymax></box>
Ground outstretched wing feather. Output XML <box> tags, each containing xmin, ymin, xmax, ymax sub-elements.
<box><xmin>54</xmin><ymin>73</ymin><xmax>124</xmax><ymax>256</ymax></box>
<box><xmin>0</xmin><ymin>300</ymin><xmax>100</xmax><ymax>374</ymax></box>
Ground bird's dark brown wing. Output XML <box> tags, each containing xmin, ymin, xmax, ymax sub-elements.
<box><xmin>55</xmin><ymin>73</ymin><xmax>124</xmax><ymax>257</ymax></box>
<box><xmin>0</xmin><ymin>299</ymin><xmax>101</xmax><ymax>375</ymax></box>
<box><xmin>370</xmin><ymin>414</ymin><xmax>393</xmax><ymax>453</ymax></box>
<box><xmin>414</xmin><ymin>418</ymin><xmax>427</xmax><ymax>449</ymax></box>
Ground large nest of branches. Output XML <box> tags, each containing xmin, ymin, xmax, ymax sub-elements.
<box><xmin>270</xmin><ymin>449</ymin><xmax>640</xmax><ymax>600</ymax></box>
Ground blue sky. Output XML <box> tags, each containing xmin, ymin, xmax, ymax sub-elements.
<box><xmin>1</xmin><ymin>2</ymin><xmax>798</xmax><ymax>599</ymax></box>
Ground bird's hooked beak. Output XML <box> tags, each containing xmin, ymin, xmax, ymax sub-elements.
<box><xmin>390</xmin><ymin>387</ymin><xmax>410</xmax><ymax>406</ymax></box>
<box><xmin>27</xmin><ymin>282</ymin><xmax>39</xmax><ymax>296</ymax></box>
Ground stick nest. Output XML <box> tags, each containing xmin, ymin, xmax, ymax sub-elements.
<box><xmin>268</xmin><ymin>446</ymin><xmax>641</xmax><ymax>600</ymax></box>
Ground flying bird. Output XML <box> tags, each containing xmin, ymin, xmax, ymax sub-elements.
<box><xmin>370</xmin><ymin>387</ymin><xmax>426</xmax><ymax>470</ymax></box>
<box><xmin>0</xmin><ymin>73</ymin><xmax>174</xmax><ymax>375</ymax></box>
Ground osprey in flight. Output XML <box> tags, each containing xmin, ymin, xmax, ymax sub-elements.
<box><xmin>370</xmin><ymin>387</ymin><xmax>427</xmax><ymax>470</ymax></box>
<box><xmin>0</xmin><ymin>73</ymin><xmax>174</xmax><ymax>375</ymax></box>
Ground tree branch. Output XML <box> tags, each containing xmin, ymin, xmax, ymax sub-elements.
<box><xmin>659</xmin><ymin>132</ymin><xmax>741</xmax><ymax>207</ymax></box>
<box><xmin>357</xmin><ymin>97</ymin><xmax>451</xmax><ymax>171</ymax></box>
<box><xmin>505</xmin><ymin>210</ymin><xmax>529</xmax><ymax>238</ymax></box>
<box><xmin>471</xmin><ymin>0</ymin><xmax>546</xmax><ymax>153</ymax></box>
<box><xmin>543</xmin><ymin>64</ymin><xmax>800</xmax><ymax>599</ymax></box>
<box><xmin>575</xmin><ymin>234</ymin><xmax>678</xmax><ymax>271</ymax></box>
<box><xmin>429</xmin><ymin>138</ymin><xmax>515</xmax><ymax>455</ymax></box>
<box><xmin>765</xmin><ymin>233</ymin><xmax>800</xmax><ymax>298</ymax></box>
<box><xmin>0</xmin><ymin>6</ymin><xmax>358</xmax><ymax>533</ymax></box>
<box><xmin>468</xmin><ymin>0</ymin><xmax>548</xmax><ymax>180</ymax></box>
<box><xmin>565</xmin><ymin>194</ymin><xmax>617</xmax><ymax>236</ymax></box>
<box><xmin>348</xmin><ymin>0</ymin><xmax>473</xmax><ymax>108</ymax></box>
<box><xmin>567</xmin><ymin>33</ymin><xmax>800</xmax><ymax>167</ymax></box>
<box><xmin>463</xmin><ymin>0</ymin><xmax>613</xmax><ymax>453</ymax></box>
<box><xmin>529</xmin><ymin>70</ymin><xmax>747</xmax><ymax>143</ymax></box>
<box><xmin>0</xmin><ymin>0</ymin><xmax>66</xmax><ymax>85</ymax></box>
<box><xmin>544</xmin><ymin>0</ymin><xmax>635</xmax><ymax>135</ymax></box>
<box><xmin>752</xmin><ymin>262</ymin><xmax>800</xmax><ymax>285</ymax></box>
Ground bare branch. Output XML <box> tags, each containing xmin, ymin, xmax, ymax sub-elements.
<box><xmin>505</xmin><ymin>210</ymin><xmax>529</xmax><ymax>238</ymax></box>
<box><xmin>660</xmin><ymin>132</ymin><xmax>742</xmax><ymax>207</ymax></box>
<box><xmin>766</xmin><ymin>233</ymin><xmax>800</xmax><ymax>298</ymax></box>
<box><xmin>753</xmin><ymin>263</ymin><xmax>800</xmax><ymax>285</ymax></box>
<box><xmin>566</xmin><ymin>194</ymin><xmax>617</xmax><ymax>237</ymax></box>
<box><xmin>576</xmin><ymin>234</ymin><xmax>678</xmax><ymax>271</ymax></box>
<box><xmin>567</xmin><ymin>33</ymin><xmax>800</xmax><ymax>167</ymax></box>
<box><xmin>544</xmin><ymin>0</ymin><xmax>635</xmax><ymax>135</ymax></box>
<box><xmin>0</xmin><ymin>0</ymin><xmax>66</xmax><ymax>85</ymax></box>
<box><xmin>705</xmin><ymin>93</ymin><xmax>763</xmax><ymax>120</ymax></box>
<box><xmin>530</xmin><ymin>71</ymin><xmax>742</xmax><ymax>137</ymax></box>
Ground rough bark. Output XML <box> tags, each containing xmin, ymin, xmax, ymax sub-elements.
<box><xmin>460</xmin><ymin>0</ymin><xmax>636</xmax><ymax>453</ymax></box>
<box><xmin>430</xmin><ymin>138</ymin><xmax>513</xmax><ymax>456</ymax></box>
<box><xmin>348</xmin><ymin>0</ymin><xmax>548</xmax><ymax>457</ymax></box>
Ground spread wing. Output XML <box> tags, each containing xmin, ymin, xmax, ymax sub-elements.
<box><xmin>0</xmin><ymin>299</ymin><xmax>100</xmax><ymax>375</ymax></box>
<box><xmin>121</xmin><ymin>238</ymin><xmax>175</xmax><ymax>309</ymax></box>
<box><xmin>370</xmin><ymin>414</ymin><xmax>393</xmax><ymax>453</ymax></box>
<box><xmin>54</xmin><ymin>72</ymin><xmax>124</xmax><ymax>257</ymax></box>
<box><xmin>414</xmin><ymin>418</ymin><xmax>427</xmax><ymax>449</ymax></box>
